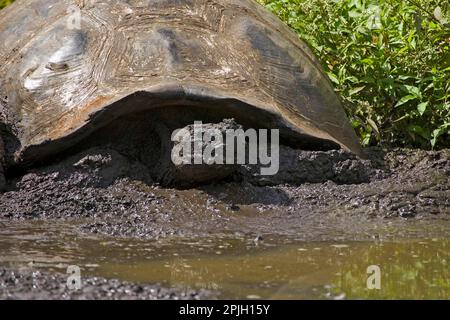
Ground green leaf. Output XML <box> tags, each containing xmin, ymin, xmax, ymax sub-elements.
<box><xmin>367</xmin><ymin>118</ymin><xmax>380</xmax><ymax>137</ymax></box>
<box><xmin>408</xmin><ymin>125</ymin><xmax>430</xmax><ymax>140</ymax></box>
<box><xmin>348</xmin><ymin>86</ymin><xmax>366</xmax><ymax>96</ymax></box>
<box><xmin>395</xmin><ymin>94</ymin><xmax>417</xmax><ymax>107</ymax></box>
<box><xmin>431</xmin><ymin>124</ymin><xmax>450</xmax><ymax>147</ymax></box>
<box><xmin>403</xmin><ymin>85</ymin><xmax>421</xmax><ymax>97</ymax></box>
<box><xmin>417</xmin><ymin>102</ymin><xmax>428</xmax><ymax>115</ymax></box>
<box><xmin>433</xmin><ymin>7</ymin><xmax>443</xmax><ymax>22</ymax></box>
<box><xmin>327</xmin><ymin>72</ymin><xmax>340</xmax><ymax>85</ymax></box>
<box><xmin>360</xmin><ymin>58</ymin><xmax>374</xmax><ymax>65</ymax></box>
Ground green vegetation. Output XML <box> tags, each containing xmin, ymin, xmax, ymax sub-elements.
<box><xmin>1</xmin><ymin>0</ymin><xmax>449</xmax><ymax>148</ymax></box>
<box><xmin>258</xmin><ymin>0</ymin><xmax>449</xmax><ymax>148</ymax></box>
<box><xmin>0</xmin><ymin>0</ymin><xmax>13</xmax><ymax>9</ymax></box>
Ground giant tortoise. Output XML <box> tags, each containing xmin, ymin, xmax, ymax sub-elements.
<box><xmin>0</xmin><ymin>0</ymin><xmax>361</xmax><ymax>190</ymax></box>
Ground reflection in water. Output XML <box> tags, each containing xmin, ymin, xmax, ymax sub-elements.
<box><xmin>0</xmin><ymin>219</ymin><xmax>449</xmax><ymax>299</ymax></box>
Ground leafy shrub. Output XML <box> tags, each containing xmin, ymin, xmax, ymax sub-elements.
<box><xmin>258</xmin><ymin>0</ymin><xmax>449</xmax><ymax>149</ymax></box>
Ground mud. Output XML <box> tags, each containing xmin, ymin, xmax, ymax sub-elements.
<box><xmin>0</xmin><ymin>268</ymin><xmax>211</xmax><ymax>300</ymax></box>
<box><xmin>0</xmin><ymin>141</ymin><xmax>449</xmax><ymax>299</ymax></box>
<box><xmin>0</xmin><ymin>144</ymin><xmax>448</xmax><ymax>240</ymax></box>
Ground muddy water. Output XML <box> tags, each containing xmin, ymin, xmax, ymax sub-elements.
<box><xmin>1</xmin><ymin>219</ymin><xmax>449</xmax><ymax>299</ymax></box>
<box><xmin>0</xmin><ymin>147</ymin><xmax>448</xmax><ymax>299</ymax></box>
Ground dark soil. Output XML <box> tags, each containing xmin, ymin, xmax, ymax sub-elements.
<box><xmin>0</xmin><ymin>268</ymin><xmax>211</xmax><ymax>300</ymax></box>
<box><xmin>0</xmin><ymin>145</ymin><xmax>448</xmax><ymax>240</ymax></box>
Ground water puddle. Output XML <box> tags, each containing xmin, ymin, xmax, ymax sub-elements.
<box><xmin>0</xmin><ymin>219</ymin><xmax>449</xmax><ymax>299</ymax></box>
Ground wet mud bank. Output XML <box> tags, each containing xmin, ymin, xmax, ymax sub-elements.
<box><xmin>0</xmin><ymin>146</ymin><xmax>448</xmax><ymax>240</ymax></box>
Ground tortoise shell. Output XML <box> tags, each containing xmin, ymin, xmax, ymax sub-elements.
<box><xmin>0</xmin><ymin>0</ymin><xmax>361</xmax><ymax>169</ymax></box>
